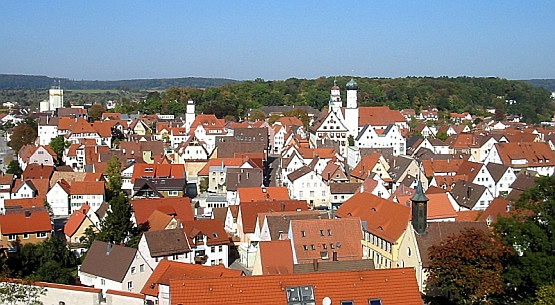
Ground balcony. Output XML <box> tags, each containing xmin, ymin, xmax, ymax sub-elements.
<box><xmin>194</xmin><ymin>255</ymin><xmax>208</xmax><ymax>264</ymax></box>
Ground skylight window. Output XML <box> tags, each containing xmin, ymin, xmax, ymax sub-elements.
<box><xmin>286</xmin><ymin>286</ymin><xmax>315</xmax><ymax>305</ymax></box>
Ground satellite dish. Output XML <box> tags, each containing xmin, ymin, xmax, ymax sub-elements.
<box><xmin>322</xmin><ymin>296</ymin><xmax>332</xmax><ymax>305</ymax></box>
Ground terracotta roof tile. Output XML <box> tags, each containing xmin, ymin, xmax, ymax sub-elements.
<box><xmin>145</xmin><ymin>210</ymin><xmax>174</xmax><ymax>231</ymax></box>
<box><xmin>69</xmin><ymin>181</ymin><xmax>105</xmax><ymax>195</ymax></box>
<box><xmin>240</xmin><ymin>200</ymin><xmax>309</xmax><ymax>234</ymax></box>
<box><xmin>357</xmin><ymin>106</ymin><xmax>406</xmax><ymax>127</ymax></box>
<box><xmin>237</xmin><ymin>186</ymin><xmax>290</xmax><ymax>203</ymax></box>
<box><xmin>257</xmin><ymin>240</ymin><xmax>294</xmax><ymax>275</ymax></box>
<box><xmin>477</xmin><ymin>197</ymin><xmax>511</xmax><ymax>224</ymax></box>
<box><xmin>0</xmin><ymin>210</ymin><xmax>52</xmax><ymax>234</ymax></box>
<box><xmin>141</xmin><ymin>259</ymin><xmax>242</xmax><ymax>297</ymax></box>
<box><xmin>290</xmin><ymin>218</ymin><xmax>363</xmax><ymax>263</ymax></box>
<box><xmin>132</xmin><ymin>197</ymin><xmax>194</xmax><ymax>225</ymax></box>
<box><xmin>170</xmin><ymin>268</ymin><xmax>422</xmax><ymax>305</ymax></box>
<box><xmin>64</xmin><ymin>205</ymin><xmax>91</xmax><ymax>237</ymax></box>
<box><xmin>182</xmin><ymin>219</ymin><xmax>229</xmax><ymax>246</ymax></box>
<box><xmin>336</xmin><ymin>192</ymin><xmax>411</xmax><ymax>243</ymax></box>
<box><xmin>397</xmin><ymin>193</ymin><xmax>458</xmax><ymax>220</ymax></box>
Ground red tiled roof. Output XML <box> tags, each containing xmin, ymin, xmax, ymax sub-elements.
<box><xmin>64</xmin><ymin>204</ymin><xmax>91</xmax><ymax>237</ymax></box>
<box><xmin>105</xmin><ymin>289</ymin><xmax>145</xmax><ymax>299</ymax></box>
<box><xmin>22</xmin><ymin>164</ymin><xmax>54</xmax><ymax>180</ymax></box>
<box><xmin>290</xmin><ymin>218</ymin><xmax>363</xmax><ymax>263</ymax></box>
<box><xmin>350</xmin><ymin>153</ymin><xmax>382</xmax><ymax>180</ymax></box>
<box><xmin>278</xmin><ymin>116</ymin><xmax>304</xmax><ymax>126</ymax></box>
<box><xmin>258</xmin><ymin>240</ymin><xmax>294</xmax><ymax>275</ymax></box>
<box><xmin>4</xmin><ymin>197</ymin><xmax>45</xmax><ymax>210</ymax></box>
<box><xmin>69</xmin><ymin>181</ymin><xmax>104</xmax><ymax>195</ymax></box>
<box><xmin>477</xmin><ymin>197</ymin><xmax>510</xmax><ymax>224</ymax></box>
<box><xmin>70</xmin><ymin>118</ymin><xmax>97</xmax><ymax>134</ymax></box>
<box><xmin>358</xmin><ymin>106</ymin><xmax>406</xmax><ymax>127</ymax></box>
<box><xmin>0</xmin><ymin>210</ymin><xmax>52</xmax><ymax>234</ymax></box>
<box><xmin>456</xmin><ymin>210</ymin><xmax>482</xmax><ymax>222</ymax></box>
<box><xmin>182</xmin><ymin>219</ymin><xmax>229</xmax><ymax>246</ymax></box>
<box><xmin>132</xmin><ymin>197</ymin><xmax>194</xmax><ymax>225</ymax></box>
<box><xmin>494</xmin><ymin>142</ymin><xmax>555</xmax><ymax>167</ymax></box>
<box><xmin>197</xmin><ymin>158</ymin><xmax>246</xmax><ymax>176</ymax></box>
<box><xmin>397</xmin><ymin>193</ymin><xmax>458</xmax><ymax>220</ymax></box>
<box><xmin>422</xmin><ymin>159</ymin><xmax>464</xmax><ymax>177</ymax></box>
<box><xmin>145</xmin><ymin>210</ymin><xmax>174</xmax><ymax>231</ymax></box>
<box><xmin>141</xmin><ymin>259</ymin><xmax>242</xmax><ymax>297</ymax></box>
<box><xmin>336</xmin><ymin>192</ymin><xmax>411</xmax><ymax>243</ymax></box>
<box><xmin>57</xmin><ymin>117</ymin><xmax>77</xmax><ymax>130</ymax></box>
<box><xmin>132</xmin><ymin>163</ymin><xmax>184</xmax><ymax>182</ymax></box>
<box><xmin>169</xmin><ymin>268</ymin><xmax>423</xmax><ymax>305</ymax></box>
<box><xmin>239</xmin><ymin>200</ymin><xmax>309</xmax><ymax>234</ymax></box>
<box><xmin>237</xmin><ymin>186</ymin><xmax>290</xmax><ymax>203</ymax></box>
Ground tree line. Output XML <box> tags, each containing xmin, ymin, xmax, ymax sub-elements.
<box><xmin>111</xmin><ymin>76</ymin><xmax>554</xmax><ymax>123</ymax></box>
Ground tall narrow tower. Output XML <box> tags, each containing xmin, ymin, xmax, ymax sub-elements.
<box><xmin>344</xmin><ymin>78</ymin><xmax>359</xmax><ymax>137</ymax></box>
<box><xmin>185</xmin><ymin>99</ymin><xmax>196</xmax><ymax>132</ymax></box>
<box><xmin>329</xmin><ymin>80</ymin><xmax>342</xmax><ymax>111</ymax></box>
<box><xmin>411</xmin><ymin>180</ymin><xmax>429</xmax><ymax>235</ymax></box>
<box><xmin>49</xmin><ymin>81</ymin><xmax>63</xmax><ymax>111</ymax></box>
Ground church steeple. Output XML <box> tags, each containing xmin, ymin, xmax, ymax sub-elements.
<box><xmin>329</xmin><ymin>78</ymin><xmax>342</xmax><ymax>111</ymax></box>
<box><xmin>411</xmin><ymin>180</ymin><xmax>429</xmax><ymax>235</ymax></box>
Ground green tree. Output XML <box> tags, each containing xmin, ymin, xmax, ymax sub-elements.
<box><xmin>494</xmin><ymin>176</ymin><xmax>555</xmax><ymax>304</ymax></box>
<box><xmin>535</xmin><ymin>283</ymin><xmax>555</xmax><ymax>305</ymax></box>
<box><xmin>98</xmin><ymin>192</ymin><xmax>134</xmax><ymax>244</ymax></box>
<box><xmin>6</xmin><ymin>160</ymin><xmax>22</xmax><ymax>178</ymax></box>
<box><xmin>105</xmin><ymin>156</ymin><xmax>122</xmax><ymax>196</ymax></box>
<box><xmin>426</xmin><ymin>228</ymin><xmax>508</xmax><ymax>305</ymax></box>
<box><xmin>248</xmin><ymin>109</ymin><xmax>267</xmax><ymax>122</ymax></box>
<box><xmin>31</xmin><ymin>261</ymin><xmax>75</xmax><ymax>284</ymax></box>
<box><xmin>87</xmin><ymin>104</ymin><xmax>105</xmax><ymax>121</ymax></box>
<box><xmin>79</xmin><ymin>226</ymin><xmax>98</xmax><ymax>251</ymax></box>
<box><xmin>8</xmin><ymin>124</ymin><xmax>36</xmax><ymax>152</ymax></box>
<box><xmin>49</xmin><ymin>136</ymin><xmax>68</xmax><ymax>162</ymax></box>
<box><xmin>435</xmin><ymin>131</ymin><xmax>448</xmax><ymax>141</ymax></box>
<box><xmin>284</xmin><ymin>108</ymin><xmax>310</xmax><ymax>126</ymax></box>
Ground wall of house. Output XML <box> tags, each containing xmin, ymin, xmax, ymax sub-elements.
<box><xmin>71</xmin><ymin>194</ymin><xmax>104</xmax><ymax>212</ymax></box>
<box><xmin>106</xmin><ymin>291</ymin><xmax>145</xmax><ymax>305</ymax></box>
<box><xmin>1</xmin><ymin>231</ymin><xmax>50</xmax><ymax>249</ymax></box>
<box><xmin>289</xmin><ymin>173</ymin><xmax>330</xmax><ymax>209</ymax></box>
<box><xmin>47</xmin><ymin>184</ymin><xmax>70</xmax><ymax>216</ymax></box>
<box><xmin>396</xmin><ymin>224</ymin><xmax>424</xmax><ymax>291</ymax></box>
<box><xmin>137</xmin><ymin>235</ymin><xmax>191</xmax><ymax>270</ymax></box>
<box><xmin>120</xmin><ymin>253</ymin><xmax>153</xmax><ymax>293</ymax></box>
<box><xmin>78</xmin><ymin>270</ymin><xmax>122</xmax><ymax>293</ymax></box>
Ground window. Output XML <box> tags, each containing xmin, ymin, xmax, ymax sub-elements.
<box><xmin>320</xmin><ymin>230</ymin><xmax>324</xmax><ymax>236</ymax></box>
<box><xmin>301</xmin><ymin>231</ymin><xmax>306</xmax><ymax>237</ymax></box>
<box><xmin>211</xmin><ymin>260</ymin><xmax>216</xmax><ymax>266</ymax></box>
<box><xmin>23</xmin><ymin>233</ymin><xmax>29</xmax><ymax>239</ymax></box>
<box><xmin>322</xmin><ymin>243</ymin><xmax>327</xmax><ymax>249</ymax></box>
<box><xmin>320</xmin><ymin>251</ymin><xmax>329</xmax><ymax>260</ymax></box>
<box><xmin>368</xmin><ymin>299</ymin><xmax>382</xmax><ymax>305</ymax></box>
<box><xmin>407</xmin><ymin>248</ymin><xmax>412</xmax><ymax>257</ymax></box>
<box><xmin>303</xmin><ymin>245</ymin><xmax>308</xmax><ymax>251</ymax></box>
<box><xmin>7</xmin><ymin>235</ymin><xmax>16</xmax><ymax>241</ymax></box>
<box><xmin>341</xmin><ymin>301</ymin><xmax>354</xmax><ymax>305</ymax></box>
<box><xmin>101</xmin><ymin>279</ymin><xmax>105</xmax><ymax>285</ymax></box>
<box><xmin>140</xmin><ymin>264</ymin><xmax>144</xmax><ymax>272</ymax></box>
<box><xmin>311</xmin><ymin>244</ymin><xmax>315</xmax><ymax>250</ymax></box>
<box><xmin>218</xmin><ymin>245</ymin><xmax>223</xmax><ymax>252</ymax></box>
<box><xmin>131</xmin><ymin>267</ymin><xmax>136</xmax><ymax>274</ymax></box>
<box><xmin>286</xmin><ymin>286</ymin><xmax>314</xmax><ymax>304</ymax></box>
<box><xmin>127</xmin><ymin>281</ymin><xmax>133</xmax><ymax>290</ymax></box>
<box><xmin>211</xmin><ymin>246</ymin><xmax>216</xmax><ymax>253</ymax></box>
<box><xmin>327</xmin><ymin>229</ymin><xmax>332</xmax><ymax>236</ymax></box>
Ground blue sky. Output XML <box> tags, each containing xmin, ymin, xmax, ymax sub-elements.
<box><xmin>1</xmin><ymin>1</ymin><xmax>554</xmax><ymax>80</ymax></box>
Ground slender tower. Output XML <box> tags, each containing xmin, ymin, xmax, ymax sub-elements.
<box><xmin>185</xmin><ymin>99</ymin><xmax>196</xmax><ymax>132</ymax></box>
<box><xmin>411</xmin><ymin>180</ymin><xmax>429</xmax><ymax>235</ymax></box>
<box><xmin>344</xmin><ymin>78</ymin><xmax>359</xmax><ymax>137</ymax></box>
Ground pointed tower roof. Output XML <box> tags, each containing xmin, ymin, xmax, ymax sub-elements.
<box><xmin>411</xmin><ymin>180</ymin><xmax>429</xmax><ymax>202</ymax></box>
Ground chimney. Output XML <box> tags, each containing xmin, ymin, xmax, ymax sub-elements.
<box><xmin>313</xmin><ymin>259</ymin><xmax>319</xmax><ymax>271</ymax></box>
<box><xmin>106</xmin><ymin>242</ymin><xmax>113</xmax><ymax>256</ymax></box>
<box><xmin>332</xmin><ymin>251</ymin><xmax>338</xmax><ymax>261</ymax></box>
<box><xmin>467</xmin><ymin>186</ymin><xmax>472</xmax><ymax>198</ymax></box>
<box><xmin>281</xmin><ymin>203</ymin><xmax>285</xmax><ymax>211</ymax></box>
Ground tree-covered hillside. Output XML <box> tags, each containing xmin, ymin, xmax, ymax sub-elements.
<box><xmin>117</xmin><ymin>76</ymin><xmax>553</xmax><ymax>123</ymax></box>
<box><xmin>522</xmin><ymin>79</ymin><xmax>555</xmax><ymax>92</ymax></box>
<box><xmin>0</xmin><ymin>74</ymin><xmax>237</xmax><ymax>90</ymax></box>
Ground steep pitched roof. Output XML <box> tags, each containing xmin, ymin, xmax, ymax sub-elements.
<box><xmin>257</xmin><ymin>240</ymin><xmax>294</xmax><ymax>275</ymax></box>
<box><xmin>145</xmin><ymin>210</ymin><xmax>174</xmax><ymax>231</ymax></box>
<box><xmin>22</xmin><ymin>164</ymin><xmax>54</xmax><ymax>180</ymax></box>
<box><xmin>144</xmin><ymin>229</ymin><xmax>190</xmax><ymax>257</ymax></box>
<box><xmin>477</xmin><ymin>197</ymin><xmax>511</xmax><ymax>224</ymax></box>
<box><xmin>64</xmin><ymin>204</ymin><xmax>91</xmax><ymax>237</ymax></box>
<box><xmin>450</xmin><ymin>180</ymin><xmax>488</xmax><ymax>210</ymax></box>
<box><xmin>287</xmin><ymin>166</ymin><xmax>312</xmax><ymax>182</ymax></box>
<box><xmin>4</xmin><ymin>197</ymin><xmax>45</xmax><ymax>210</ymax></box>
<box><xmin>261</xmin><ymin>211</ymin><xmax>327</xmax><ymax>240</ymax></box>
<box><xmin>350</xmin><ymin>153</ymin><xmax>382</xmax><ymax>180</ymax></box>
<box><xmin>80</xmin><ymin>240</ymin><xmax>137</xmax><ymax>282</ymax></box>
<box><xmin>336</xmin><ymin>192</ymin><xmax>411</xmax><ymax>243</ymax></box>
<box><xmin>170</xmin><ymin>268</ymin><xmax>423</xmax><ymax>305</ymax></box>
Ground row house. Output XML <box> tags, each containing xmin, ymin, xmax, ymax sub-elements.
<box><xmin>484</xmin><ymin>142</ymin><xmax>555</xmax><ymax>176</ymax></box>
<box><xmin>18</xmin><ymin>144</ymin><xmax>57</xmax><ymax>170</ymax></box>
<box><xmin>355</xmin><ymin>124</ymin><xmax>406</xmax><ymax>156</ymax></box>
<box><xmin>0</xmin><ymin>210</ymin><xmax>52</xmax><ymax>251</ymax></box>
<box><xmin>285</xmin><ymin>166</ymin><xmax>330</xmax><ymax>209</ymax></box>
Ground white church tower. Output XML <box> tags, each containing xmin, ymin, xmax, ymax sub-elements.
<box><xmin>185</xmin><ymin>99</ymin><xmax>196</xmax><ymax>132</ymax></box>
<box><xmin>344</xmin><ymin>78</ymin><xmax>359</xmax><ymax>138</ymax></box>
<box><xmin>329</xmin><ymin>80</ymin><xmax>342</xmax><ymax>112</ymax></box>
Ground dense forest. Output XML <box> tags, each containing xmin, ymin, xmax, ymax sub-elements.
<box><xmin>522</xmin><ymin>79</ymin><xmax>555</xmax><ymax>92</ymax></box>
<box><xmin>0</xmin><ymin>76</ymin><xmax>553</xmax><ymax>123</ymax></box>
<box><xmin>0</xmin><ymin>74</ymin><xmax>237</xmax><ymax>90</ymax></box>
<box><xmin>113</xmin><ymin>76</ymin><xmax>554</xmax><ymax>123</ymax></box>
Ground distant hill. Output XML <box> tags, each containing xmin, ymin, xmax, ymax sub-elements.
<box><xmin>0</xmin><ymin>74</ymin><xmax>238</xmax><ymax>90</ymax></box>
<box><xmin>521</xmin><ymin>79</ymin><xmax>555</xmax><ymax>92</ymax></box>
